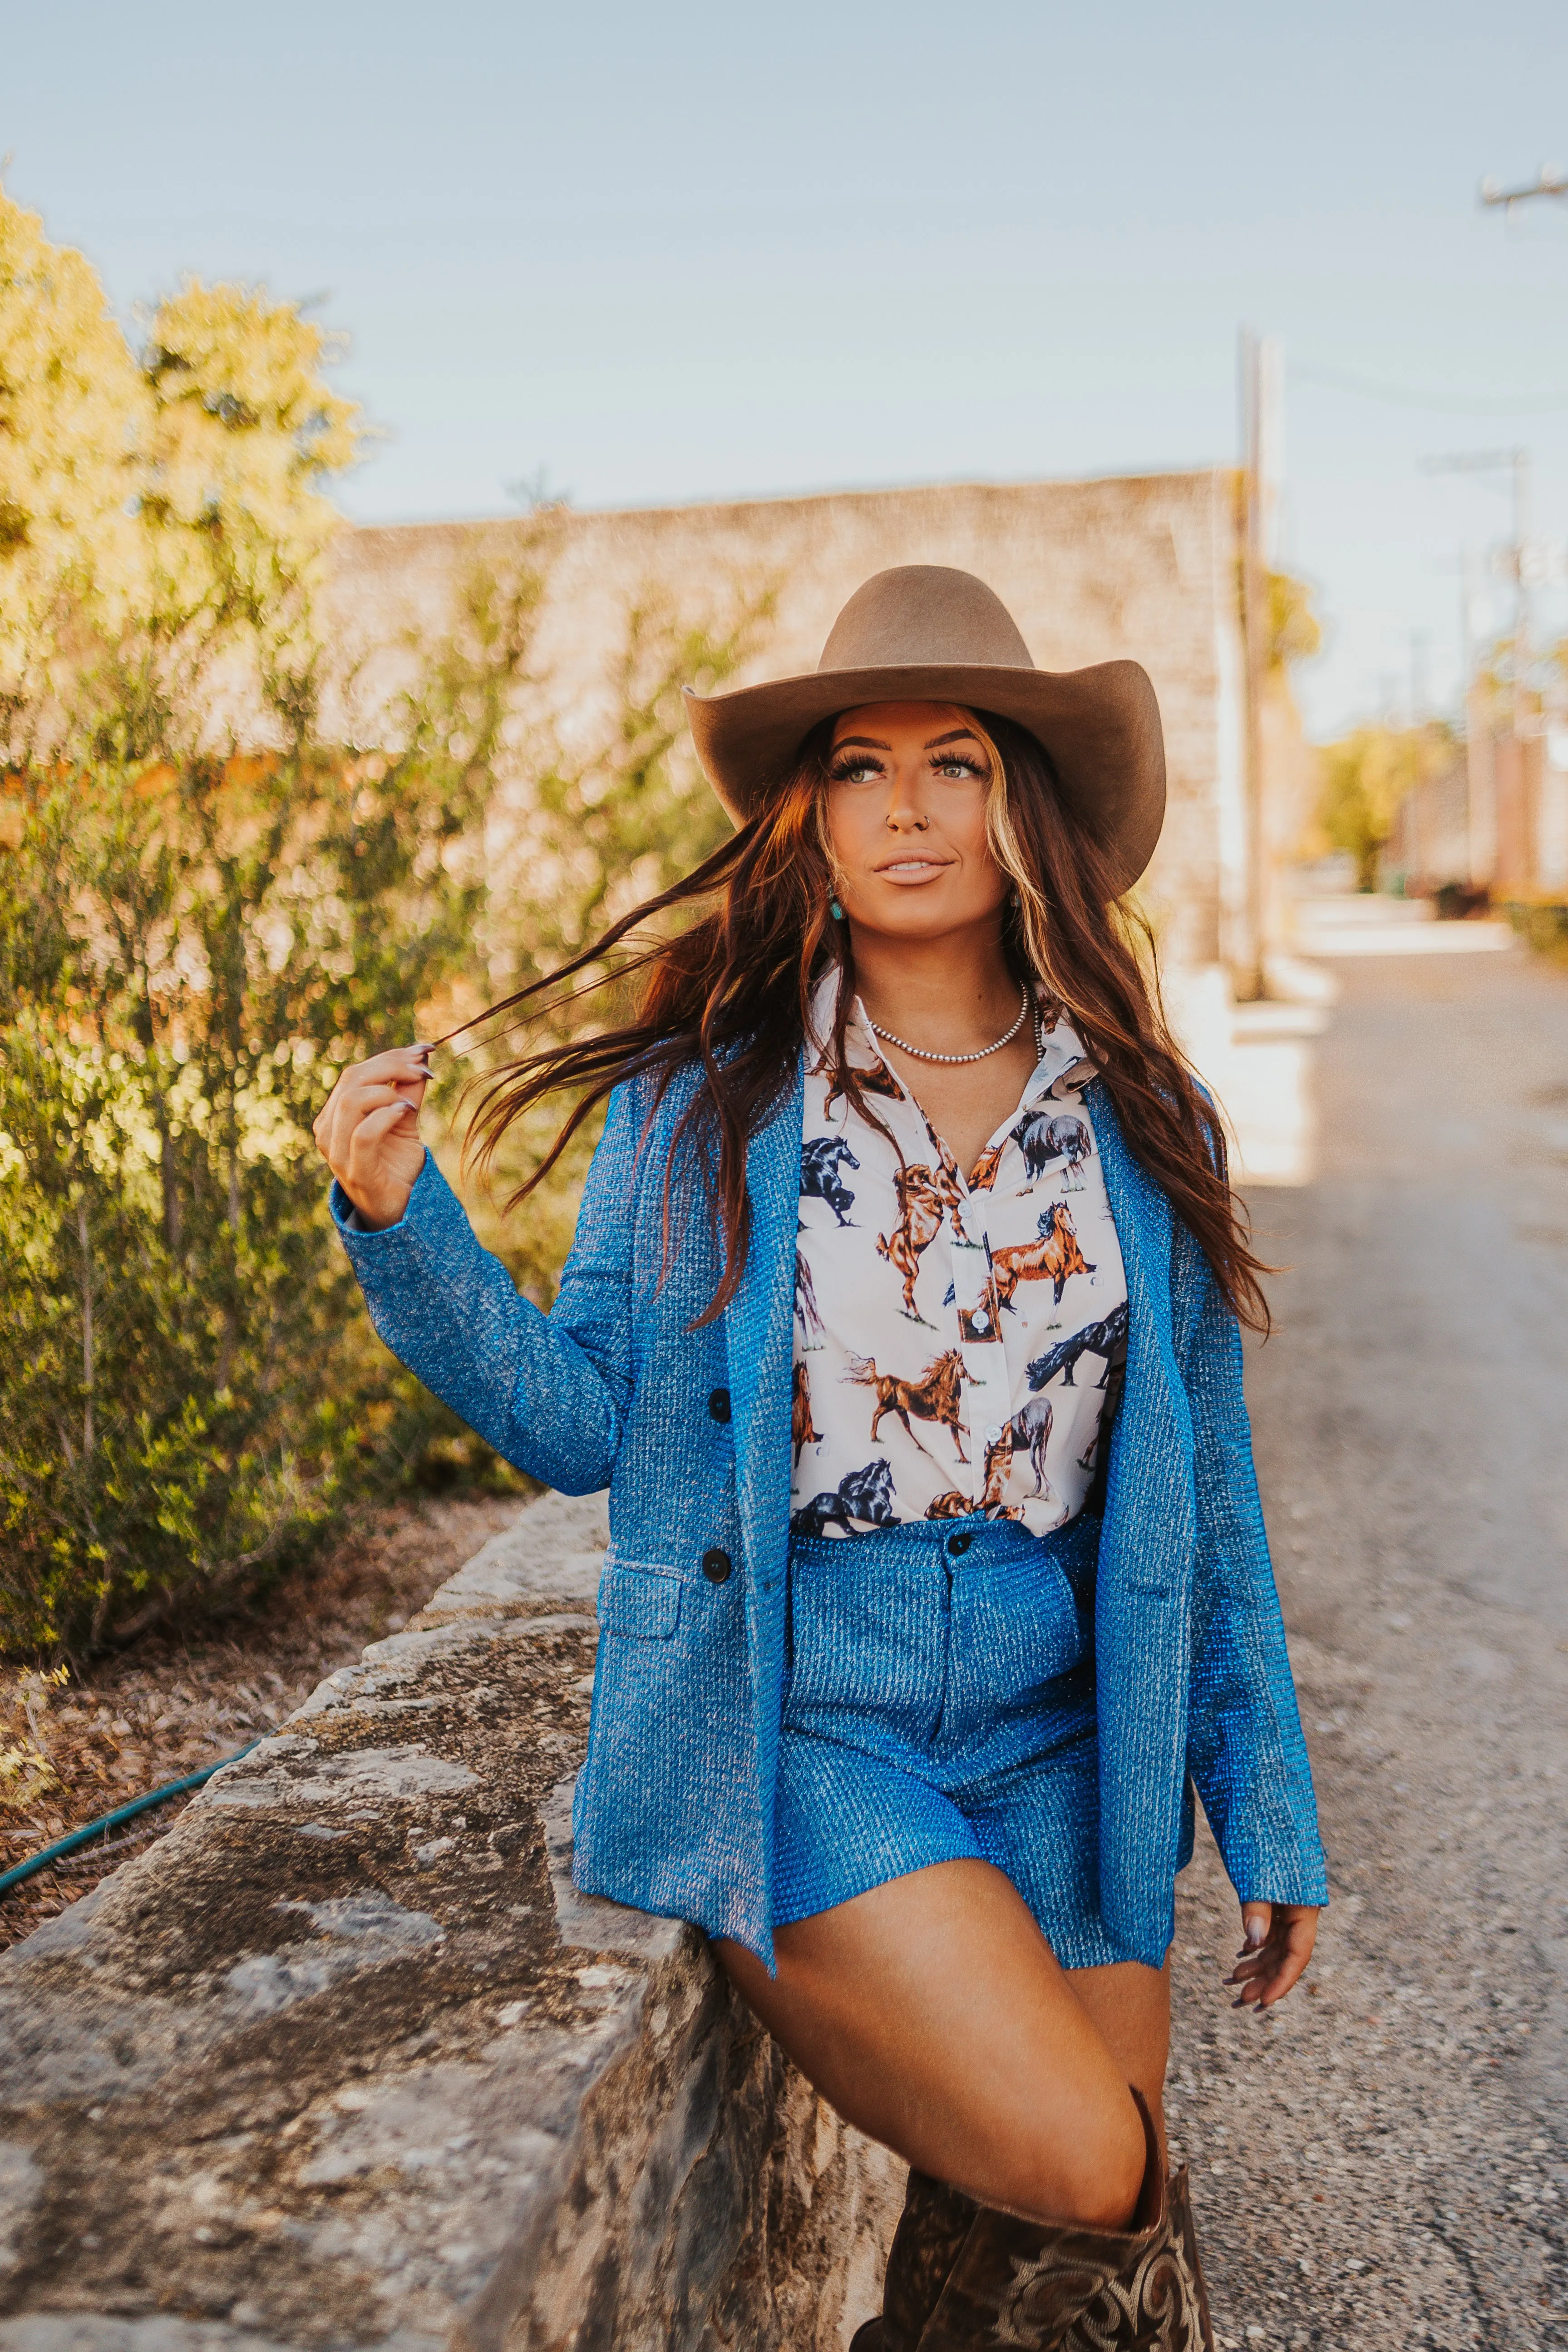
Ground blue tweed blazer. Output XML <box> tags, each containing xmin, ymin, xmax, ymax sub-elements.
<box><xmin>333</xmin><ymin>1062</ymin><xmax>1327</xmax><ymax>1969</ymax></box>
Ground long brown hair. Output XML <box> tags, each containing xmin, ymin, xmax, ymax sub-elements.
<box><xmin>461</xmin><ymin>710</ymin><xmax>1270</xmax><ymax>1331</ymax></box>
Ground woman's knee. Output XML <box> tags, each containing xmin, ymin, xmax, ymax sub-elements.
<box><xmin>1001</xmin><ymin>2084</ymin><xmax>1149</xmax><ymax>2230</ymax></box>
<box><xmin>1075</xmin><ymin>2090</ymin><xmax>1150</xmax><ymax>2229</ymax></box>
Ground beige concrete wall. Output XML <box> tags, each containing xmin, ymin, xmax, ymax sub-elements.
<box><xmin>326</xmin><ymin>469</ymin><xmax>1247</xmax><ymax>970</ymax></box>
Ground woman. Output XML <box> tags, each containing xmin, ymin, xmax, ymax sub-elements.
<box><xmin>314</xmin><ymin>567</ymin><xmax>1326</xmax><ymax>2352</ymax></box>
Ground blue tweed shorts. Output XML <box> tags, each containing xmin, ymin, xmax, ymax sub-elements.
<box><xmin>775</xmin><ymin>1513</ymin><xmax>1139</xmax><ymax>1972</ymax></box>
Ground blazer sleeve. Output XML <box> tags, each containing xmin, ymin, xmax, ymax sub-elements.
<box><xmin>330</xmin><ymin>1082</ymin><xmax>644</xmax><ymax>1496</ymax></box>
<box><xmin>1171</xmin><ymin>1224</ymin><xmax>1329</xmax><ymax>1908</ymax></box>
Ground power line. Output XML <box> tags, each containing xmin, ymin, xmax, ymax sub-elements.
<box><xmin>1292</xmin><ymin>361</ymin><xmax>1568</xmax><ymax>414</ymax></box>
<box><xmin>1480</xmin><ymin>167</ymin><xmax>1568</xmax><ymax>215</ymax></box>
<box><xmin>1422</xmin><ymin>451</ymin><xmax>1534</xmax><ymax>751</ymax></box>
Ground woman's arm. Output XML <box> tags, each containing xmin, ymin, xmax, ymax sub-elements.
<box><xmin>314</xmin><ymin>1049</ymin><xmax>638</xmax><ymax>1495</ymax></box>
<box><xmin>1170</xmin><ymin>1223</ymin><xmax>1329</xmax><ymax>1955</ymax></box>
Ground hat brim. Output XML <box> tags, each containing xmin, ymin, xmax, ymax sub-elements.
<box><xmin>683</xmin><ymin>659</ymin><xmax>1166</xmax><ymax>897</ymax></box>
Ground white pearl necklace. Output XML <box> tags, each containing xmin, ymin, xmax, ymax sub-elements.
<box><xmin>866</xmin><ymin>987</ymin><xmax>1037</xmax><ymax>1065</ymax></box>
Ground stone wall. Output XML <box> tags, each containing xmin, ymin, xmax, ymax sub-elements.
<box><xmin>325</xmin><ymin>470</ymin><xmax>1247</xmax><ymax>972</ymax></box>
<box><xmin>0</xmin><ymin>1494</ymin><xmax>902</xmax><ymax>2352</ymax></box>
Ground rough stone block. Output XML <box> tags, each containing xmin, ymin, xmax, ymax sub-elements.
<box><xmin>0</xmin><ymin>1496</ymin><xmax>901</xmax><ymax>2351</ymax></box>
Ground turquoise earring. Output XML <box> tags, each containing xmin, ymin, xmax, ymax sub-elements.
<box><xmin>829</xmin><ymin>898</ymin><xmax>844</xmax><ymax>921</ymax></box>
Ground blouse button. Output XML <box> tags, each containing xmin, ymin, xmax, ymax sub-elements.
<box><xmin>702</xmin><ymin>1547</ymin><xmax>733</xmax><ymax>1583</ymax></box>
<box><xmin>985</xmin><ymin>1423</ymin><xmax>1003</xmax><ymax>1445</ymax></box>
<box><xmin>972</xmin><ymin>1311</ymin><xmax>990</xmax><ymax>1332</ymax></box>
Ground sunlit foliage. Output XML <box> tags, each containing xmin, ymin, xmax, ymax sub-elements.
<box><xmin>0</xmin><ymin>188</ymin><xmax>362</xmax><ymax>728</ymax></box>
<box><xmin>1317</xmin><ymin>722</ymin><xmax>1457</xmax><ymax>893</ymax></box>
<box><xmin>0</xmin><ymin>195</ymin><xmax>765</xmax><ymax>1659</ymax></box>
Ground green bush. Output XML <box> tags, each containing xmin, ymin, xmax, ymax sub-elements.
<box><xmin>0</xmin><ymin>583</ymin><xmax>540</xmax><ymax>1658</ymax></box>
<box><xmin>0</xmin><ymin>569</ymin><xmax>770</xmax><ymax>1662</ymax></box>
<box><xmin>0</xmin><ymin>189</ymin><xmax>772</xmax><ymax>1660</ymax></box>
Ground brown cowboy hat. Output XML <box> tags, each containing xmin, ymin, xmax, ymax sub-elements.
<box><xmin>683</xmin><ymin>563</ymin><xmax>1166</xmax><ymax>896</ymax></box>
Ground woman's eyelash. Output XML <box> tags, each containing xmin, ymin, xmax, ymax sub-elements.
<box><xmin>828</xmin><ymin>751</ymin><xmax>986</xmax><ymax>780</ymax></box>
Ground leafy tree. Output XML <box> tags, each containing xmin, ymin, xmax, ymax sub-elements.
<box><xmin>0</xmin><ymin>189</ymin><xmax>147</xmax><ymax>710</ymax></box>
<box><xmin>1265</xmin><ymin>570</ymin><xmax>1321</xmax><ymax>671</ymax></box>
<box><xmin>1</xmin><ymin>187</ymin><xmax>358</xmax><ymax>729</ymax></box>
<box><xmin>1317</xmin><ymin>722</ymin><xmax>1457</xmax><ymax>892</ymax></box>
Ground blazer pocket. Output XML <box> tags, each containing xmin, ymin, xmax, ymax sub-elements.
<box><xmin>598</xmin><ymin>1563</ymin><xmax>682</xmax><ymax>1641</ymax></box>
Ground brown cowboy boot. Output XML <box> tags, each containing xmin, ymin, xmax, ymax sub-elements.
<box><xmin>849</xmin><ymin>2167</ymin><xmax>981</xmax><ymax>2352</ymax></box>
<box><xmin>912</xmin><ymin>2093</ymin><xmax>1215</xmax><ymax>2352</ymax></box>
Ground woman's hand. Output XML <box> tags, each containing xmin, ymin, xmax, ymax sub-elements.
<box><xmin>1225</xmin><ymin>1902</ymin><xmax>1319</xmax><ymax>2012</ymax></box>
<box><xmin>312</xmin><ymin>1046</ymin><xmax>431</xmax><ymax>1230</ymax></box>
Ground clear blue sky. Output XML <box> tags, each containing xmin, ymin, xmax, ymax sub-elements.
<box><xmin>5</xmin><ymin>0</ymin><xmax>1567</xmax><ymax>737</ymax></box>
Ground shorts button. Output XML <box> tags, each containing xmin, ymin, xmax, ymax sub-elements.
<box><xmin>708</xmin><ymin>1387</ymin><xmax>731</xmax><ymax>1423</ymax></box>
<box><xmin>701</xmin><ymin>1547</ymin><xmax>733</xmax><ymax>1583</ymax></box>
<box><xmin>947</xmin><ymin>1532</ymin><xmax>972</xmax><ymax>1558</ymax></box>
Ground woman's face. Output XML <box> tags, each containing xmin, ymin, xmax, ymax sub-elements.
<box><xmin>823</xmin><ymin>701</ymin><xmax>1009</xmax><ymax>942</ymax></box>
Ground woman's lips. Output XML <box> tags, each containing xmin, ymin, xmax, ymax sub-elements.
<box><xmin>874</xmin><ymin>858</ymin><xmax>953</xmax><ymax>878</ymax></box>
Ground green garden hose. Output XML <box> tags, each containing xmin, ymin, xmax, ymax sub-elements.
<box><xmin>0</xmin><ymin>1739</ymin><xmax>264</xmax><ymax>1898</ymax></box>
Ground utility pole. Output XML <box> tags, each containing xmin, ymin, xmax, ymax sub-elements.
<box><xmin>1423</xmin><ymin>449</ymin><xmax>1532</xmax><ymax>729</ymax></box>
<box><xmin>1474</xmin><ymin>161</ymin><xmax>1563</xmax><ymax>723</ymax></box>
<box><xmin>1410</xmin><ymin>630</ymin><xmax>1430</xmax><ymax>729</ymax></box>
<box><xmin>1460</xmin><ymin>548</ymin><xmax>1497</xmax><ymax>885</ymax></box>
<box><xmin>1422</xmin><ymin>451</ymin><xmax>1532</xmax><ymax>888</ymax></box>
<box><xmin>1480</xmin><ymin>166</ymin><xmax>1568</xmax><ymax>214</ymax></box>
<box><xmin>1237</xmin><ymin>326</ymin><xmax>1280</xmax><ymax>1001</ymax></box>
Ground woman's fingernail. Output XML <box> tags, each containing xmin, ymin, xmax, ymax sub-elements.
<box><xmin>1244</xmin><ymin>1918</ymin><xmax>1267</xmax><ymax>1950</ymax></box>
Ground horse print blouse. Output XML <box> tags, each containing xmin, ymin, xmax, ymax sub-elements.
<box><xmin>791</xmin><ymin>974</ymin><xmax>1129</xmax><ymax>1540</ymax></box>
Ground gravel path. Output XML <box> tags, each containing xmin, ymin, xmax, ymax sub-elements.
<box><xmin>1168</xmin><ymin>940</ymin><xmax>1568</xmax><ymax>2350</ymax></box>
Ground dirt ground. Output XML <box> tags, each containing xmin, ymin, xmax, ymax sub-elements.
<box><xmin>0</xmin><ymin>1492</ymin><xmax>526</xmax><ymax>1950</ymax></box>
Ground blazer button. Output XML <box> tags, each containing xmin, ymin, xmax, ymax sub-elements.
<box><xmin>702</xmin><ymin>1547</ymin><xmax>733</xmax><ymax>1583</ymax></box>
<box><xmin>708</xmin><ymin>1387</ymin><xmax>732</xmax><ymax>1424</ymax></box>
<box><xmin>947</xmin><ymin>1532</ymin><xmax>972</xmax><ymax>1558</ymax></box>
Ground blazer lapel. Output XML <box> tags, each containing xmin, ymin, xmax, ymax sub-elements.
<box><xmin>724</xmin><ymin>1053</ymin><xmax>805</xmax><ymax>1922</ymax></box>
<box><xmin>726</xmin><ymin>1053</ymin><xmax>804</xmax><ymax>1569</ymax></box>
<box><xmin>1090</xmin><ymin>1081</ymin><xmax>1198</xmax><ymax>1951</ymax></box>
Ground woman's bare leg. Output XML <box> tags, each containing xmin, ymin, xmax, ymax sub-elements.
<box><xmin>1065</xmin><ymin>1953</ymin><xmax>1172</xmax><ymax>2172</ymax></box>
<box><xmin>715</xmin><ymin>1858</ymin><xmax>1166</xmax><ymax>2229</ymax></box>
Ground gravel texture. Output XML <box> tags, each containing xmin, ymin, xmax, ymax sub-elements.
<box><xmin>1168</xmin><ymin>942</ymin><xmax>1568</xmax><ymax>2350</ymax></box>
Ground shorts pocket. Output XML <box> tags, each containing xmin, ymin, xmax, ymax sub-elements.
<box><xmin>597</xmin><ymin>1563</ymin><xmax>682</xmax><ymax>1641</ymax></box>
<box><xmin>967</xmin><ymin>1547</ymin><xmax>1087</xmax><ymax>1701</ymax></box>
<box><xmin>1015</xmin><ymin>1558</ymin><xmax>1088</xmax><ymax>1686</ymax></box>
